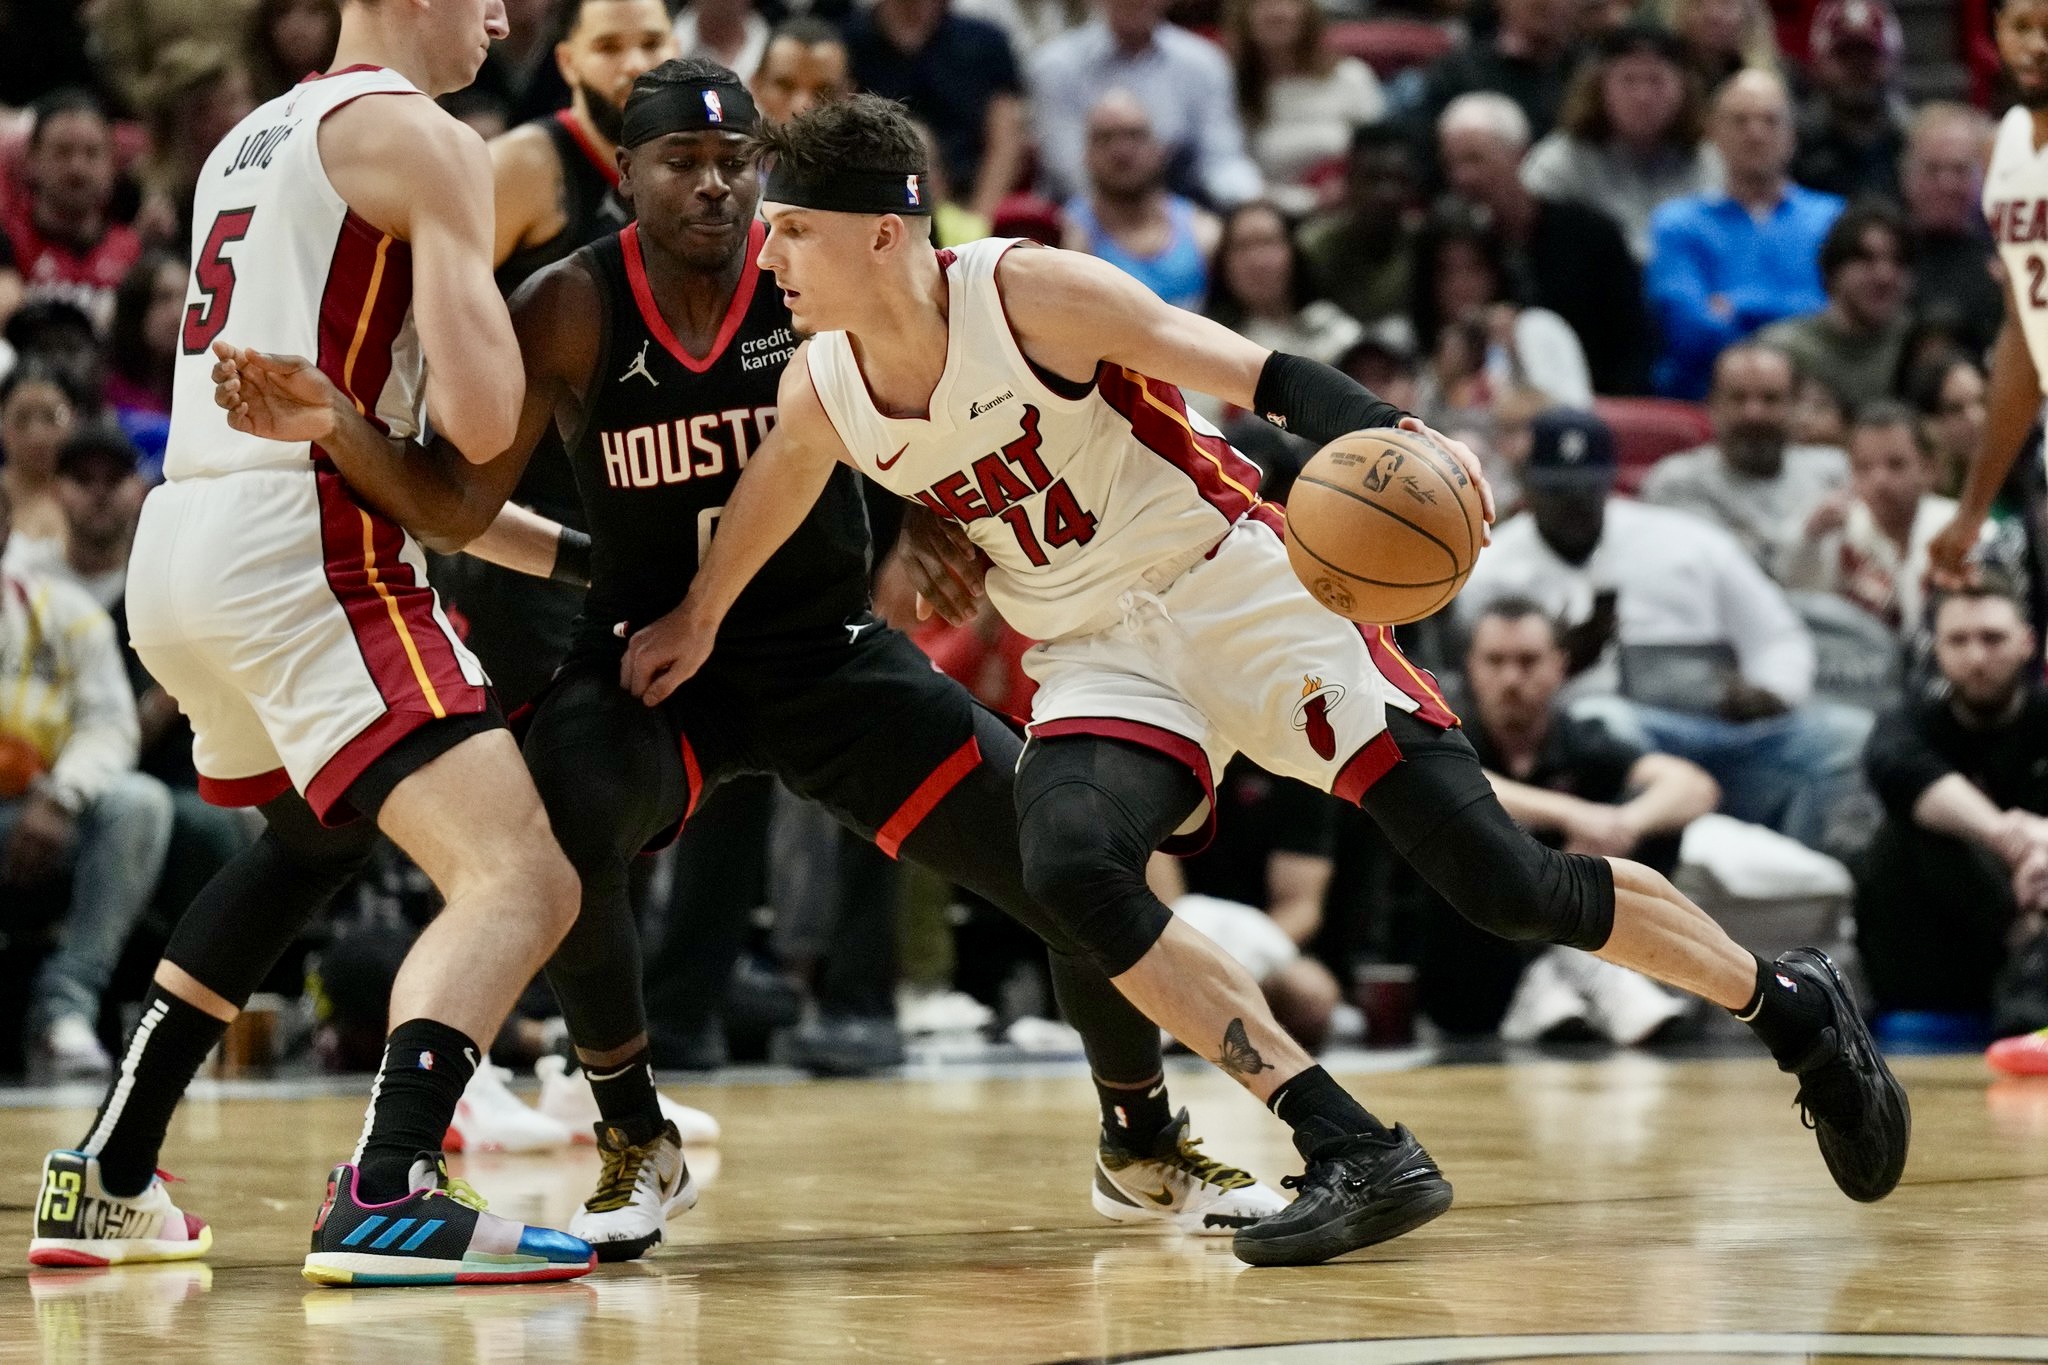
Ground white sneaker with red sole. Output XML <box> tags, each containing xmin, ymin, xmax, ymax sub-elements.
<box><xmin>444</xmin><ymin>1060</ymin><xmax>574</xmax><ymax>1153</ymax></box>
<box><xmin>534</xmin><ymin>1055</ymin><xmax>720</xmax><ymax>1145</ymax></box>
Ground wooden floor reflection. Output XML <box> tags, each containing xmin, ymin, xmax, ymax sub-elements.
<box><xmin>3</xmin><ymin>1053</ymin><xmax>2044</xmax><ymax>1364</ymax></box>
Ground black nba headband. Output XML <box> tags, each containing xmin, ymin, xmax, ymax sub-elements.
<box><xmin>620</xmin><ymin>75</ymin><xmax>759</xmax><ymax>148</ymax></box>
<box><xmin>762</xmin><ymin>162</ymin><xmax>934</xmax><ymax>217</ymax></box>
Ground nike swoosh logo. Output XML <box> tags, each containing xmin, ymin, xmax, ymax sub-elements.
<box><xmin>877</xmin><ymin>444</ymin><xmax>908</xmax><ymax>471</ymax></box>
<box><xmin>1142</xmin><ymin>1186</ymin><xmax>1177</xmax><ymax>1207</ymax></box>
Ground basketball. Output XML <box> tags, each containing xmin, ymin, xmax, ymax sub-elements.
<box><xmin>1283</xmin><ymin>427</ymin><xmax>1484</xmax><ymax>625</ymax></box>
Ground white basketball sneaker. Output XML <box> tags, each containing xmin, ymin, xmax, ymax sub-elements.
<box><xmin>568</xmin><ymin>1121</ymin><xmax>698</xmax><ymax>1262</ymax></box>
<box><xmin>29</xmin><ymin>1151</ymin><xmax>213</xmax><ymax>1267</ymax></box>
<box><xmin>534</xmin><ymin>1055</ymin><xmax>721</xmax><ymax>1145</ymax></box>
<box><xmin>444</xmin><ymin>1060</ymin><xmax>575</xmax><ymax>1154</ymax></box>
<box><xmin>1092</xmin><ymin>1109</ymin><xmax>1285</xmax><ymax>1235</ymax></box>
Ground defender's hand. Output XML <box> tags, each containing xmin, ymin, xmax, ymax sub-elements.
<box><xmin>618</xmin><ymin>608</ymin><xmax>717</xmax><ymax>707</ymax></box>
<box><xmin>897</xmin><ymin>504</ymin><xmax>987</xmax><ymax>626</ymax></box>
<box><xmin>1399</xmin><ymin>416</ymin><xmax>1495</xmax><ymax>546</ymax></box>
<box><xmin>211</xmin><ymin>342</ymin><xmax>343</xmax><ymax>444</ymax></box>
<box><xmin>1926</xmin><ymin>511</ymin><xmax>1985</xmax><ymax>592</ymax></box>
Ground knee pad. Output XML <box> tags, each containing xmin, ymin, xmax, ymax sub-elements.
<box><xmin>1018</xmin><ymin>782</ymin><xmax>1173</xmax><ymax>977</ymax></box>
<box><xmin>1407</xmin><ymin>796</ymin><xmax>1615</xmax><ymax>950</ymax></box>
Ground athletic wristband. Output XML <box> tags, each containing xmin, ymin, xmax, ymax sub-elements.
<box><xmin>551</xmin><ymin>527</ymin><xmax>593</xmax><ymax>588</ymax></box>
<box><xmin>1252</xmin><ymin>351</ymin><xmax>1408</xmax><ymax>446</ymax></box>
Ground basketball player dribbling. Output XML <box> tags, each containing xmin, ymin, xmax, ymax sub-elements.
<box><xmin>649</xmin><ymin>96</ymin><xmax>1911</xmax><ymax>1266</ymax></box>
<box><xmin>210</xmin><ymin>59</ymin><xmax>1287</xmax><ymax>1263</ymax></box>
<box><xmin>30</xmin><ymin>0</ymin><xmax>594</xmax><ymax>1286</ymax></box>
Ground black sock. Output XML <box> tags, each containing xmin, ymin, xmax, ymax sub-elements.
<box><xmin>80</xmin><ymin>986</ymin><xmax>228</xmax><ymax>1198</ymax></box>
<box><xmin>1267</xmin><ymin>1066</ymin><xmax>1392</xmax><ymax>1159</ymax></box>
<box><xmin>1096</xmin><ymin>1071</ymin><xmax>1173</xmax><ymax>1147</ymax></box>
<box><xmin>1732</xmin><ymin>955</ymin><xmax>1832</xmax><ymax>1070</ymax></box>
<box><xmin>585</xmin><ymin>1045</ymin><xmax>662</xmax><ymax>1147</ymax></box>
<box><xmin>353</xmin><ymin>1019</ymin><xmax>477</xmax><ymax>1203</ymax></box>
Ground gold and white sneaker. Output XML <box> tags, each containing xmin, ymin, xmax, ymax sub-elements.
<box><xmin>1091</xmin><ymin>1109</ymin><xmax>1284</xmax><ymax>1235</ymax></box>
<box><xmin>29</xmin><ymin>1151</ymin><xmax>213</xmax><ymax>1267</ymax></box>
<box><xmin>567</xmin><ymin>1122</ymin><xmax>698</xmax><ymax>1263</ymax></box>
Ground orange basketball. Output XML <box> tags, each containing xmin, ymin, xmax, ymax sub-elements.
<box><xmin>1284</xmin><ymin>427</ymin><xmax>1484</xmax><ymax>625</ymax></box>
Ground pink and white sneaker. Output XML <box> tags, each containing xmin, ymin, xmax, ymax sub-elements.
<box><xmin>29</xmin><ymin>1151</ymin><xmax>212</xmax><ymax>1267</ymax></box>
<box><xmin>1989</xmin><ymin>1028</ymin><xmax>2048</xmax><ymax>1077</ymax></box>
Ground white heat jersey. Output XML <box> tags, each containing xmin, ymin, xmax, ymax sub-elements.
<box><xmin>1986</xmin><ymin>106</ymin><xmax>2048</xmax><ymax>398</ymax></box>
<box><xmin>805</xmin><ymin>238</ymin><xmax>1271</xmax><ymax>642</ymax></box>
<box><xmin>163</xmin><ymin>66</ymin><xmax>426</xmax><ymax>480</ymax></box>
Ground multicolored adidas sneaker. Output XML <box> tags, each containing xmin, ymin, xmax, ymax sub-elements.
<box><xmin>302</xmin><ymin>1154</ymin><xmax>594</xmax><ymax>1286</ymax></box>
<box><xmin>1092</xmin><ymin>1108</ymin><xmax>1285</xmax><ymax>1234</ymax></box>
<box><xmin>28</xmin><ymin>1151</ymin><xmax>212</xmax><ymax>1268</ymax></box>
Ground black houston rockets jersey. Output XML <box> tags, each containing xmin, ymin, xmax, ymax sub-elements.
<box><xmin>568</xmin><ymin>221</ymin><xmax>872</xmax><ymax>638</ymax></box>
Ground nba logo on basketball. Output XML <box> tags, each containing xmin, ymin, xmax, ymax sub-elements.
<box><xmin>905</xmin><ymin>174</ymin><xmax>922</xmax><ymax>206</ymax></box>
<box><xmin>703</xmin><ymin>90</ymin><xmax>724</xmax><ymax>123</ymax></box>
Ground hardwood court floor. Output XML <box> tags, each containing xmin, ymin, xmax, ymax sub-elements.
<box><xmin>0</xmin><ymin>1052</ymin><xmax>2043</xmax><ymax>1364</ymax></box>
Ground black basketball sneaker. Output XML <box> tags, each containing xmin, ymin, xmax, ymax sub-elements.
<box><xmin>1231</xmin><ymin>1125</ymin><xmax>1453</xmax><ymax>1267</ymax></box>
<box><xmin>1773</xmin><ymin>947</ymin><xmax>1911</xmax><ymax>1202</ymax></box>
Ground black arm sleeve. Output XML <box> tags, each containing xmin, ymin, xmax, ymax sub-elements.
<box><xmin>1251</xmin><ymin>350</ymin><xmax>1407</xmax><ymax>446</ymax></box>
<box><xmin>550</xmin><ymin>526</ymin><xmax>593</xmax><ymax>588</ymax></box>
<box><xmin>1863</xmin><ymin>704</ymin><xmax>1957</xmax><ymax>822</ymax></box>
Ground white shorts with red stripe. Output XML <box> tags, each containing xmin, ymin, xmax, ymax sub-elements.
<box><xmin>1022</xmin><ymin>512</ymin><xmax>1457</xmax><ymax>850</ymax></box>
<box><xmin>127</xmin><ymin>467</ymin><xmax>491</xmax><ymax>823</ymax></box>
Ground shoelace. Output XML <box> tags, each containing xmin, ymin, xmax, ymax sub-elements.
<box><xmin>420</xmin><ymin>1167</ymin><xmax>488</xmax><ymax>1213</ymax></box>
<box><xmin>585</xmin><ymin>1137</ymin><xmax>656</xmax><ymax>1214</ymax></box>
<box><xmin>1162</xmin><ymin>1133</ymin><xmax>1256</xmax><ymax>1192</ymax></box>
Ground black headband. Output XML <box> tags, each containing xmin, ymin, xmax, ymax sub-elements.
<box><xmin>621</xmin><ymin>77</ymin><xmax>758</xmax><ymax>147</ymax></box>
<box><xmin>763</xmin><ymin>162</ymin><xmax>933</xmax><ymax>216</ymax></box>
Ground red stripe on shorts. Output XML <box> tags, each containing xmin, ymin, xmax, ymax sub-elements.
<box><xmin>1031</xmin><ymin>717</ymin><xmax>1218</xmax><ymax>856</ymax></box>
<box><xmin>197</xmin><ymin>768</ymin><xmax>293</xmax><ymax>809</ymax></box>
<box><xmin>1359</xmin><ymin>624</ymin><xmax>1459</xmax><ymax>728</ymax></box>
<box><xmin>874</xmin><ymin>736</ymin><xmax>982</xmax><ymax>859</ymax></box>
<box><xmin>303</xmin><ymin>706</ymin><xmax>447</xmax><ymax>824</ymax></box>
<box><xmin>1333</xmin><ymin>729</ymin><xmax>1403</xmax><ymax>805</ymax></box>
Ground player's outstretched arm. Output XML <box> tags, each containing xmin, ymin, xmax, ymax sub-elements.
<box><xmin>618</xmin><ymin>348</ymin><xmax>850</xmax><ymax>705</ymax></box>
<box><xmin>321</xmin><ymin>95</ymin><xmax>523</xmax><ymax>461</ymax></box>
<box><xmin>1930</xmin><ymin>280</ymin><xmax>2038</xmax><ymax>587</ymax></box>
<box><xmin>995</xmin><ymin>247</ymin><xmax>1494</xmax><ymax>533</ymax></box>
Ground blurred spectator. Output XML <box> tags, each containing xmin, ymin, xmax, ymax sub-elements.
<box><xmin>674</xmin><ymin>0</ymin><xmax>771</xmax><ymax>82</ymax></box>
<box><xmin>1062</xmin><ymin>91</ymin><xmax>1220</xmax><ymax>312</ymax></box>
<box><xmin>0</xmin><ymin>476</ymin><xmax>173</xmax><ymax>1079</ymax></box>
<box><xmin>1908</xmin><ymin>351</ymin><xmax>1987</xmax><ymax>497</ymax></box>
<box><xmin>6</xmin><ymin>299</ymin><xmax>107</xmax><ymax>406</ymax></box>
<box><xmin>7</xmin><ymin>427</ymin><xmax>141</xmax><ymax>609</ymax></box>
<box><xmin>1336</xmin><ymin>326</ymin><xmax>1421</xmax><ymax>416</ymax></box>
<box><xmin>1641</xmin><ymin>342</ymin><xmax>1849</xmax><ymax>573</ymax></box>
<box><xmin>1755</xmin><ymin>201</ymin><xmax>1911</xmax><ymax>415</ymax></box>
<box><xmin>1781</xmin><ymin>401</ymin><xmax>1967</xmax><ymax>638</ymax></box>
<box><xmin>4</xmin><ymin>90</ymin><xmax>143</xmax><ymax>334</ymax></box>
<box><xmin>1295</xmin><ymin>125</ymin><xmax>1419</xmax><ymax>330</ymax></box>
<box><xmin>1661</xmin><ymin>0</ymin><xmax>1783</xmax><ymax>93</ymax></box>
<box><xmin>1438</xmin><ymin>92</ymin><xmax>1649</xmax><ymax>395</ymax></box>
<box><xmin>751</xmin><ymin>19</ymin><xmax>855</xmax><ymax>125</ymax></box>
<box><xmin>1223</xmin><ymin>0</ymin><xmax>1384</xmax><ymax>216</ymax></box>
<box><xmin>1520</xmin><ymin>25</ymin><xmax>1723</xmax><ymax>263</ymax></box>
<box><xmin>910</xmin><ymin>121</ymin><xmax>995</xmax><ymax>246</ymax></box>
<box><xmin>847</xmin><ymin>0</ymin><xmax>1028</xmax><ymax>223</ymax></box>
<box><xmin>1413</xmin><ymin>0</ymin><xmax>1582</xmax><ymax>156</ymax></box>
<box><xmin>1791</xmin><ymin>367</ymin><xmax>1849</xmax><ymax>447</ymax></box>
<box><xmin>104</xmin><ymin>250</ymin><xmax>186</xmax><ymax>424</ymax></box>
<box><xmin>1901</xmin><ymin>103</ymin><xmax>2000</xmax><ymax>359</ymax></box>
<box><xmin>1646</xmin><ymin>70</ymin><xmax>1843</xmax><ymax>399</ymax></box>
<box><xmin>1790</xmin><ymin>0</ymin><xmax>1907</xmax><ymax>203</ymax></box>
<box><xmin>0</xmin><ymin>361</ymin><xmax>88</xmax><ymax>561</ymax></box>
<box><xmin>1147</xmin><ymin>760</ymin><xmax>1346</xmax><ymax>1051</ymax></box>
<box><xmin>954</xmin><ymin>0</ymin><xmax>1092</xmax><ymax>52</ymax></box>
<box><xmin>1858</xmin><ymin>579</ymin><xmax>2048</xmax><ymax>1014</ymax></box>
<box><xmin>1028</xmin><ymin>0</ymin><xmax>1263</xmax><ymax>207</ymax></box>
<box><xmin>245</xmin><ymin>0</ymin><xmax>341</xmax><ymax>103</ymax></box>
<box><xmin>1419</xmin><ymin>597</ymin><xmax>1714</xmax><ymax>1042</ymax></box>
<box><xmin>86</xmin><ymin>0</ymin><xmax>258</xmax><ymax>111</ymax></box>
<box><xmin>1205</xmin><ymin>202</ymin><xmax>1360</xmax><ymax>361</ymax></box>
<box><xmin>132</xmin><ymin>42</ymin><xmax>258</xmax><ymax>249</ymax></box>
<box><xmin>475</xmin><ymin>0</ymin><xmax>575</xmax><ymax>127</ymax></box>
<box><xmin>1462</xmin><ymin>407</ymin><xmax>1868</xmax><ymax>848</ymax></box>
<box><xmin>1411</xmin><ymin>206</ymin><xmax>1593</xmax><ymax>420</ymax></box>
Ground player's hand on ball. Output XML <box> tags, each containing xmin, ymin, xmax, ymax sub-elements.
<box><xmin>211</xmin><ymin>341</ymin><xmax>342</xmax><ymax>444</ymax></box>
<box><xmin>1398</xmin><ymin>416</ymin><xmax>1494</xmax><ymax>546</ymax></box>
<box><xmin>898</xmin><ymin>504</ymin><xmax>986</xmax><ymax>626</ymax></box>
<box><xmin>618</xmin><ymin>607</ymin><xmax>716</xmax><ymax>706</ymax></box>
<box><xmin>1925</xmin><ymin>511</ymin><xmax>1984</xmax><ymax>592</ymax></box>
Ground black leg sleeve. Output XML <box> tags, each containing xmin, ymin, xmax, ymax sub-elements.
<box><xmin>525</xmin><ymin>665</ymin><xmax>689</xmax><ymax>1054</ymax></box>
<box><xmin>162</xmin><ymin>791</ymin><xmax>378</xmax><ymax>1006</ymax></box>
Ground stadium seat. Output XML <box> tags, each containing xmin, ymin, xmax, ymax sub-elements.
<box><xmin>1323</xmin><ymin>19</ymin><xmax>1458</xmax><ymax>81</ymax></box>
<box><xmin>1595</xmin><ymin>396</ymin><xmax>1713</xmax><ymax>495</ymax></box>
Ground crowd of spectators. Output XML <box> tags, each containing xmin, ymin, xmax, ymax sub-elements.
<box><xmin>0</xmin><ymin>0</ymin><xmax>2036</xmax><ymax>1078</ymax></box>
